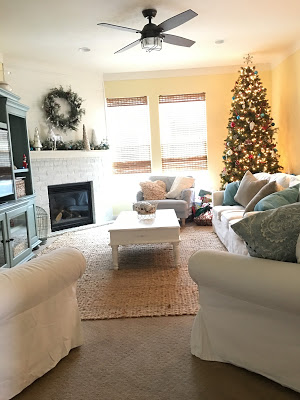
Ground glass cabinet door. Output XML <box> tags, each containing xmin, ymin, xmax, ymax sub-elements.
<box><xmin>6</xmin><ymin>205</ymin><xmax>31</xmax><ymax>267</ymax></box>
<box><xmin>0</xmin><ymin>214</ymin><xmax>9</xmax><ymax>268</ymax></box>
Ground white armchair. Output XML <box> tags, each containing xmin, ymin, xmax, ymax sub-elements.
<box><xmin>0</xmin><ymin>247</ymin><xmax>86</xmax><ymax>399</ymax></box>
<box><xmin>188</xmin><ymin>249</ymin><xmax>300</xmax><ymax>393</ymax></box>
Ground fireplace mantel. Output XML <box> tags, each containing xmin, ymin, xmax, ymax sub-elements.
<box><xmin>30</xmin><ymin>150</ymin><xmax>111</xmax><ymax>159</ymax></box>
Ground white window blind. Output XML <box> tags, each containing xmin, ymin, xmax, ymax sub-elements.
<box><xmin>106</xmin><ymin>96</ymin><xmax>151</xmax><ymax>174</ymax></box>
<box><xmin>159</xmin><ymin>93</ymin><xmax>208</xmax><ymax>172</ymax></box>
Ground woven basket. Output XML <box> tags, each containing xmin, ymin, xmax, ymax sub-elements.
<box><xmin>16</xmin><ymin>179</ymin><xmax>26</xmax><ymax>198</ymax></box>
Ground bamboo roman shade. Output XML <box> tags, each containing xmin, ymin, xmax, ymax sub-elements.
<box><xmin>106</xmin><ymin>96</ymin><xmax>152</xmax><ymax>174</ymax></box>
<box><xmin>158</xmin><ymin>93</ymin><xmax>208</xmax><ymax>171</ymax></box>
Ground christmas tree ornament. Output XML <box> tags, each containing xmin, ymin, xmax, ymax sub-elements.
<box><xmin>249</xmin><ymin>121</ymin><xmax>255</xmax><ymax>130</ymax></box>
<box><xmin>236</xmin><ymin>115</ymin><xmax>240</xmax><ymax>119</ymax></box>
<box><xmin>230</xmin><ymin>122</ymin><xmax>236</xmax><ymax>128</ymax></box>
<box><xmin>227</xmin><ymin>149</ymin><xmax>233</xmax><ymax>156</ymax></box>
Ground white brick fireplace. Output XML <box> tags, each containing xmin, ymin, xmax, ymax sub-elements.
<box><xmin>30</xmin><ymin>150</ymin><xmax>113</xmax><ymax>231</ymax></box>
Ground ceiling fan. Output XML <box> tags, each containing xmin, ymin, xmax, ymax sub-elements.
<box><xmin>97</xmin><ymin>9</ymin><xmax>198</xmax><ymax>53</ymax></box>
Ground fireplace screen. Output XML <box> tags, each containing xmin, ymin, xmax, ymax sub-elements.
<box><xmin>48</xmin><ymin>182</ymin><xmax>93</xmax><ymax>232</ymax></box>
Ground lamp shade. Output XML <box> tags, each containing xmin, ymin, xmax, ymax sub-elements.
<box><xmin>141</xmin><ymin>37</ymin><xmax>162</xmax><ymax>52</ymax></box>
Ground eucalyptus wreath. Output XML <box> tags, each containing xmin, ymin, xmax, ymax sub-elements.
<box><xmin>43</xmin><ymin>86</ymin><xmax>85</xmax><ymax>132</ymax></box>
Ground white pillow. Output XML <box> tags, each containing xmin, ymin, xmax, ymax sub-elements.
<box><xmin>296</xmin><ymin>234</ymin><xmax>300</xmax><ymax>264</ymax></box>
<box><xmin>253</xmin><ymin>172</ymin><xmax>271</xmax><ymax>181</ymax></box>
<box><xmin>289</xmin><ymin>175</ymin><xmax>300</xmax><ymax>187</ymax></box>
<box><xmin>166</xmin><ymin>176</ymin><xmax>195</xmax><ymax>199</ymax></box>
<box><xmin>269</xmin><ymin>173</ymin><xmax>292</xmax><ymax>188</ymax></box>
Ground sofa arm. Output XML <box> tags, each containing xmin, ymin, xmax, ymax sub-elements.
<box><xmin>188</xmin><ymin>250</ymin><xmax>300</xmax><ymax>314</ymax></box>
<box><xmin>0</xmin><ymin>247</ymin><xmax>86</xmax><ymax>320</ymax></box>
<box><xmin>180</xmin><ymin>188</ymin><xmax>195</xmax><ymax>205</ymax></box>
<box><xmin>136</xmin><ymin>190</ymin><xmax>144</xmax><ymax>201</ymax></box>
<box><xmin>212</xmin><ymin>190</ymin><xmax>224</xmax><ymax>206</ymax></box>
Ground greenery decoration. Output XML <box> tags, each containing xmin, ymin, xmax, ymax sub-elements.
<box><xmin>43</xmin><ymin>86</ymin><xmax>85</xmax><ymax>132</ymax></box>
<box><xmin>31</xmin><ymin>139</ymin><xmax>109</xmax><ymax>151</ymax></box>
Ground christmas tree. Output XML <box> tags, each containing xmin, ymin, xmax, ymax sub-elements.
<box><xmin>82</xmin><ymin>124</ymin><xmax>90</xmax><ymax>151</ymax></box>
<box><xmin>220</xmin><ymin>54</ymin><xmax>283</xmax><ymax>188</ymax></box>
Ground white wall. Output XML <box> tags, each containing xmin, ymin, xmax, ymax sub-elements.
<box><xmin>3</xmin><ymin>56</ymin><xmax>107</xmax><ymax>145</ymax></box>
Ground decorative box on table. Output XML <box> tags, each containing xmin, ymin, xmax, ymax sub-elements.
<box><xmin>15</xmin><ymin>178</ymin><xmax>26</xmax><ymax>198</ymax></box>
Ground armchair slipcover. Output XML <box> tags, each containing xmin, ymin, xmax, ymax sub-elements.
<box><xmin>136</xmin><ymin>175</ymin><xmax>195</xmax><ymax>225</ymax></box>
<box><xmin>0</xmin><ymin>247</ymin><xmax>86</xmax><ymax>399</ymax></box>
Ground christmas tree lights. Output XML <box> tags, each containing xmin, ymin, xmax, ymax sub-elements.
<box><xmin>220</xmin><ymin>54</ymin><xmax>283</xmax><ymax>188</ymax></box>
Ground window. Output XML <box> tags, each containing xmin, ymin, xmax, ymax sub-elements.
<box><xmin>159</xmin><ymin>93</ymin><xmax>208</xmax><ymax>172</ymax></box>
<box><xmin>106</xmin><ymin>96</ymin><xmax>151</xmax><ymax>174</ymax></box>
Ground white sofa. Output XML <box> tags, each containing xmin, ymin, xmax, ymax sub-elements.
<box><xmin>0</xmin><ymin>247</ymin><xmax>86</xmax><ymax>400</ymax></box>
<box><xmin>188</xmin><ymin>248</ymin><xmax>300</xmax><ymax>393</ymax></box>
<box><xmin>212</xmin><ymin>173</ymin><xmax>300</xmax><ymax>255</ymax></box>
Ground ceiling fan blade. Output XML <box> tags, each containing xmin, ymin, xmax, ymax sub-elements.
<box><xmin>163</xmin><ymin>34</ymin><xmax>195</xmax><ymax>47</ymax></box>
<box><xmin>114</xmin><ymin>39</ymin><xmax>141</xmax><ymax>54</ymax></box>
<box><xmin>97</xmin><ymin>22</ymin><xmax>141</xmax><ymax>34</ymax></box>
<box><xmin>158</xmin><ymin>9</ymin><xmax>198</xmax><ymax>32</ymax></box>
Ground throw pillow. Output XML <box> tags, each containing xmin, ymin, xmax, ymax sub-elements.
<box><xmin>234</xmin><ymin>170</ymin><xmax>268</xmax><ymax>207</ymax></box>
<box><xmin>254</xmin><ymin>183</ymin><xmax>300</xmax><ymax>211</ymax></box>
<box><xmin>166</xmin><ymin>176</ymin><xmax>195</xmax><ymax>199</ymax></box>
<box><xmin>244</xmin><ymin>181</ymin><xmax>284</xmax><ymax>213</ymax></box>
<box><xmin>222</xmin><ymin>181</ymin><xmax>241</xmax><ymax>206</ymax></box>
<box><xmin>140</xmin><ymin>180</ymin><xmax>166</xmax><ymax>200</ymax></box>
<box><xmin>231</xmin><ymin>202</ymin><xmax>300</xmax><ymax>262</ymax></box>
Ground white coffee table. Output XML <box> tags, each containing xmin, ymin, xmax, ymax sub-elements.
<box><xmin>108</xmin><ymin>209</ymin><xmax>180</xmax><ymax>270</ymax></box>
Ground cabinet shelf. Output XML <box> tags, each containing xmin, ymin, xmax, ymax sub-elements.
<box><xmin>14</xmin><ymin>169</ymin><xmax>29</xmax><ymax>173</ymax></box>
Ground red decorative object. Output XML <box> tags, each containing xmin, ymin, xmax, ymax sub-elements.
<box><xmin>22</xmin><ymin>154</ymin><xmax>28</xmax><ymax>168</ymax></box>
<box><xmin>249</xmin><ymin>154</ymin><xmax>254</xmax><ymax>159</ymax></box>
<box><xmin>230</xmin><ymin>122</ymin><xmax>236</xmax><ymax>128</ymax></box>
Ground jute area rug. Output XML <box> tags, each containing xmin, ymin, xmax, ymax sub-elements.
<box><xmin>41</xmin><ymin>223</ymin><xmax>226</xmax><ymax>320</ymax></box>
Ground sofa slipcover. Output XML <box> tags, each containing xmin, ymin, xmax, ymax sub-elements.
<box><xmin>188</xmin><ymin>249</ymin><xmax>300</xmax><ymax>393</ymax></box>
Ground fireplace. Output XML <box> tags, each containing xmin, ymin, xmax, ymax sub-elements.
<box><xmin>48</xmin><ymin>182</ymin><xmax>94</xmax><ymax>232</ymax></box>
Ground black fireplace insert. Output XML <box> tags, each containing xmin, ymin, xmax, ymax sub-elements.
<box><xmin>48</xmin><ymin>182</ymin><xmax>93</xmax><ymax>232</ymax></box>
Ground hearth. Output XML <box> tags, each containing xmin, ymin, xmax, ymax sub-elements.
<box><xmin>48</xmin><ymin>182</ymin><xmax>94</xmax><ymax>232</ymax></box>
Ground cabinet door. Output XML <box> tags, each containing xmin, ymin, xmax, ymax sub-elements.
<box><xmin>26</xmin><ymin>198</ymin><xmax>40</xmax><ymax>249</ymax></box>
<box><xmin>0</xmin><ymin>213</ymin><xmax>9</xmax><ymax>268</ymax></box>
<box><xmin>6</xmin><ymin>204</ymin><xmax>31</xmax><ymax>267</ymax></box>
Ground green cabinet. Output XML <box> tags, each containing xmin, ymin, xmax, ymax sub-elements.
<box><xmin>0</xmin><ymin>89</ymin><xmax>41</xmax><ymax>267</ymax></box>
<box><xmin>0</xmin><ymin>200</ymin><xmax>39</xmax><ymax>268</ymax></box>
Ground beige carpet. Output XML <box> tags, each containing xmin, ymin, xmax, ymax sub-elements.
<box><xmin>40</xmin><ymin>223</ymin><xmax>226</xmax><ymax>320</ymax></box>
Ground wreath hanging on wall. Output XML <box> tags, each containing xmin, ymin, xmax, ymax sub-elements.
<box><xmin>43</xmin><ymin>86</ymin><xmax>85</xmax><ymax>132</ymax></box>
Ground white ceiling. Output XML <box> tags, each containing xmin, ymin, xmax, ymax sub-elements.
<box><xmin>1</xmin><ymin>0</ymin><xmax>300</xmax><ymax>75</ymax></box>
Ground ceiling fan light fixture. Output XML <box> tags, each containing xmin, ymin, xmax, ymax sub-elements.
<box><xmin>141</xmin><ymin>37</ymin><xmax>162</xmax><ymax>52</ymax></box>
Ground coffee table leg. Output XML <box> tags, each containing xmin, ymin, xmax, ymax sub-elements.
<box><xmin>173</xmin><ymin>242</ymin><xmax>180</xmax><ymax>267</ymax></box>
<box><xmin>111</xmin><ymin>245</ymin><xmax>119</xmax><ymax>270</ymax></box>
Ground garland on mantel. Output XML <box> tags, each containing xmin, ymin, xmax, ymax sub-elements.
<box><xmin>30</xmin><ymin>139</ymin><xmax>109</xmax><ymax>151</ymax></box>
<box><xmin>43</xmin><ymin>86</ymin><xmax>85</xmax><ymax>132</ymax></box>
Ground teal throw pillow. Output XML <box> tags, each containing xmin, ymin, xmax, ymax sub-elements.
<box><xmin>222</xmin><ymin>181</ymin><xmax>241</xmax><ymax>206</ymax></box>
<box><xmin>231</xmin><ymin>202</ymin><xmax>300</xmax><ymax>262</ymax></box>
<box><xmin>254</xmin><ymin>183</ymin><xmax>300</xmax><ymax>211</ymax></box>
